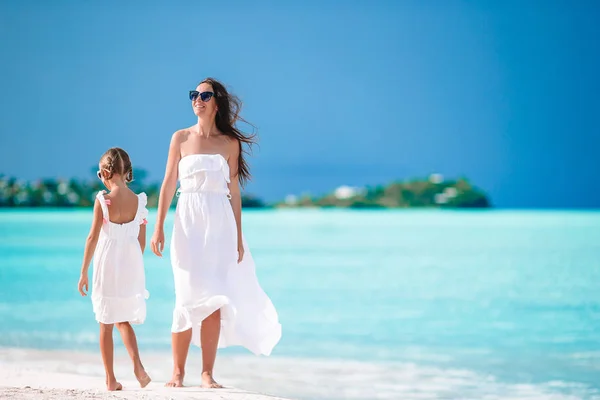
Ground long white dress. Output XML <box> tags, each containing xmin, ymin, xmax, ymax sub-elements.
<box><xmin>170</xmin><ymin>154</ymin><xmax>281</xmax><ymax>356</ymax></box>
<box><xmin>92</xmin><ymin>191</ymin><xmax>149</xmax><ymax>324</ymax></box>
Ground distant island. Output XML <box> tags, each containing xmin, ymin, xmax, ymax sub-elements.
<box><xmin>0</xmin><ymin>172</ymin><xmax>490</xmax><ymax>209</ymax></box>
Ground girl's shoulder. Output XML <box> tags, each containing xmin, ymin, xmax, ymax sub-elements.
<box><xmin>95</xmin><ymin>191</ymin><xmax>110</xmax><ymax>223</ymax></box>
<box><xmin>96</xmin><ymin>190</ymin><xmax>111</xmax><ymax>205</ymax></box>
<box><xmin>135</xmin><ymin>192</ymin><xmax>149</xmax><ymax>225</ymax></box>
<box><xmin>96</xmin><ymin>189</ymin><xmax>139</xmax><ymax>209</ymax></box>
<box><xmin>136</xmin><ymin>192</ymin><xmax>147</xmax><ymax>205</ymax></box>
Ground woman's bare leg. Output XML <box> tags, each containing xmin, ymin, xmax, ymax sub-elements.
<box><xmin>99</xmin><ymin>323</ymin><xmax>122</xmax><ymax>391</ymax></box>
<box><xmin>165</xmin><ymin>328</ymin><xmax>192</xmax><ymax>387</ymax></box>
<box><xmin>115</xmin><ymin>322</ymin><xmax>151</xmax><ymax>388</ymax></box>
<box><xmin>201</xmin><ymin>309</ymin><xmax>223</xmax><ymax>388</ymax></box>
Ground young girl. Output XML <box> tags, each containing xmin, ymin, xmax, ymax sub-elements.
<box><xmin>77</xmin><ymin>147</ymin><xmax>151</xmax><ymax>391</ymax></box>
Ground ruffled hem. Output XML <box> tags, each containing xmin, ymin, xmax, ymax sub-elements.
<box><xmin>93</xmin><ymin>291</ymin><xmax>148</xmax><ymax>325</ymax></box>
<box><xmin>171</xmin><ymin>295</ymin><xmax>281</xmax><ymax>356</ymax></box>
<box><xmin>220</xmin><ymin>307</ymin><xmax>282</xmax><ymax>356</ymax></box>
<box><xmin>172</xmin><ymin>295</ymin><xmax>236</xmax><ymax>343</ymax></box>
<box><xmin>247</xmin><ymin>315</ymin><xmax>282</xmax><ymax>356</ymax></box>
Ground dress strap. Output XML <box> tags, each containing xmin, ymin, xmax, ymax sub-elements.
<box><xmin>96</xmin><ymin>190</ymin><xmax>109</xmax><ymax>223</ymax></box>
<box><xmin>137</xmin><ymin>192</ymin><xmax>149</xmax><ymax>225</ymax></box>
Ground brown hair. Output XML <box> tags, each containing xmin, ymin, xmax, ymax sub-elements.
<box><xmin>200</xmin><ymin>77</ymin><xmax>257</xmax><ymax>187</ymax></box>
<box><xmin>99</xmin><ymin>147</ymin><xmax>133</xmax><ymax>183</ymax></box>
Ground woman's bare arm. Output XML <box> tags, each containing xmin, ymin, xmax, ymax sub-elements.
<box><xmin>151</xmin><ymin>131</ymin><xmax>181</xmax><ymax>257</ymax></box>
<box><xmin>156</xmin><ymin>132</ymin><xmax>181</xmax><ymax>228</ymax></box>
<box><xmin>227</xmin><ymin>139</ymin><xmax>244</xmax><ymax>263</ymax></box>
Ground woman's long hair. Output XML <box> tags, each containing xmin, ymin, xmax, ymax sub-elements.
<box><xmin>201</xmin><ymin>77</ymin><xmax>256</xmax><ymax>187</ymax></box>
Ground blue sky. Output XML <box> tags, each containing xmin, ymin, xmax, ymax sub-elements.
<box><xmin>1</xmin><ymin>0</ymin><xmax>598</xmax><ymax>207</ymax></box>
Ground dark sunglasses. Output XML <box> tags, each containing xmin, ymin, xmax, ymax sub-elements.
<box><xmin>189</xmin><ymin>91</ymin><xmax>214</xmax><ymax>102</ymax></box>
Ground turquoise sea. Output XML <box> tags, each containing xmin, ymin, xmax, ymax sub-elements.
<box><xmin>0</xmin><ymin>209</ymin><xmax>599</xmax><ymax>399</ymax></box>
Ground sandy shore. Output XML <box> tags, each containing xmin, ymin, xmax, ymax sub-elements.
<box><xmin>0</xmin><ymin>375</ymin><xmax>290</xmax><ymax>400</ymax></box>
<box><xmin>2</xmin><ymin>347</ymin><xmax>599</xmax><ymax>399</ymax></box>
<box><xmin>0</xmin><ymin>371</ymin><xmax>291</xmax><ymax>400</ymax></box>
<box><xmin>0</xmin><ymin>348</ymin><xmax>292</xmax><ymax>400</ymax></box>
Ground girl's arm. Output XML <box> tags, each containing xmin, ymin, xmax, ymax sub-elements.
<box><xmin>78</xmin><ymin>199</ymin><xmax>103</xmax><ymax>296</ymax></box>
<box><xmin>227</xmin><ymin>139</ymin><xmax>244</xmax><ymax>263</ymax></box>
<box><xmin>151</xmin><ymin>131</ymin><xmax>181</xmax><ymax>257</ymax></box>
<box><xmin>138</xmin><ymin>224</ymin><xmax>146</xmax><ymax>254</ymax></box>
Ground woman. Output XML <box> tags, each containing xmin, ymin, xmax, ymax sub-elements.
<box><xmin>150</xmin><ymin>78</ymin><xmax>281</xmax><ymax>388</ymax></box>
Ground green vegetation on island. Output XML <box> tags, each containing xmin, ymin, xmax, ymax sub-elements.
<box><xmin>0</xmin><ymin>172</ymin><xmax>489</xmax><ymax>209</ymax></box>
<box><xmin>0</xmin><ymin>170</ymin><xmax>269</xmax><ymax>209</ymax></box>
<box><xmin>276</xmin><ymin>174</ymin><xmax>490</xmax><ymax>209</ymax></box>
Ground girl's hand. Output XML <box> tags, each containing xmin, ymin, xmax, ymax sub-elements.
<box><xmin>151</xmin><ymin>229</ymin><xmax>165</xmax><ymax>257</ymax></box>
<box><xmin>237</xmin><ymin>241</ymin><xmax>244</xmax><ymax>263</ymax></box>
<box><xmin>78</xmin><ymin>275</ymin><xmax>89</xmax><ymax>296</ymax></box>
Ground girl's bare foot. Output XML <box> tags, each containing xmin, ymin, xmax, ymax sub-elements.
<box><xmin>106</xmin><ymin>380</ymin><xmax>122</xmax><ymax>391</ymax></box>
<box><xmin>165</xmin><ymin>372</ymin><xmax>184</xmax><ymax>388</ymax></box>
<box><xmin>135</xmin><ymin>369</ymin><xmax>151</xmax><ymax>388</ymax></box>
<box><xmin>201</xmin><ymin>371</ymin><xmax>223</xmax><ymax>389</ymax></box>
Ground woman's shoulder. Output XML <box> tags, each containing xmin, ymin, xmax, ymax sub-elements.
<box><xmin>219</xmin><ymin>134</ymin><xmax>239</xmax><ymax>147</ymax></box>
<box><xmin>167</xmin><ymin>129</ymin><xmax>192</xmax><ymax>152</ymax></box>
<box><xmin>223</xmin><ymin>135</ymin><xmax>240</xmax><ymax>155</ymax></box>
<box><xmin>173</xmin><ymin>127</ymin><xmax>195</xmax><ymax>140</ymax></box>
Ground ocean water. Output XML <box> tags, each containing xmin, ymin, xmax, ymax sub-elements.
<box><xmin>0</xmin><ymin>209</ymin><xmax>599</xmax><ymax>399</ymax></box>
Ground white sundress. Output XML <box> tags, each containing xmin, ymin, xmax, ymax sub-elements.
<box><xmin>92</xmin><ymin>190</ymin><xmax>149</xmax><ymax>324</ymax></box>
<box><xmin>170</xmin><ymin>153</ymin><xmax>281</xmax><ymax>356</ymax></box>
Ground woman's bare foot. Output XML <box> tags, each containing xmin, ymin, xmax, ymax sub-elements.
<box><xmin>165</xmin><ymin>372</ymin><xmax>184</xmax><ymax>388</ymax></box>
<box><xmin>106</xmin><ymin>380</ymin><xmax>122</xmax><ymax>391</ymax></box>
<box><xmin>135</xmin><ymin>368</ymin><xmax>151</xmax><ymax>388</ymax></box>
<box><xmin>201</xmin><ymin>371</ymin><xmax>223</xmax><ymax>389</ymax></box>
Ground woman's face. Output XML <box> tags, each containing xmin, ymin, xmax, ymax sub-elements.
<box><xmin>191</xmin><ymin>82</ymin><xmax>217</xmax><ymax>118</ymax></box>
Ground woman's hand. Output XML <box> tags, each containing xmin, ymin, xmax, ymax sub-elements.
<box><xmin>78</xmin><ymin>274</ymin><xmax>89</xmax><ymax>296</ymax></box>
<box><xmin>237</xmin><ymin>240</ymin><xmax>245</xmax><ymax>263</ymax></box>
<box><xmin>151</xmin><ymin>228</ymin><xmax>165</xmax><ymax>257</ymax></box>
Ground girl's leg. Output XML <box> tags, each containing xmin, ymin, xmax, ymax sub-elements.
<box><xmin>99</xmin><ymin>323</ymin><xmax>122</xmax><ymax>391</ymax></box>
<box><xmin>200</xmin><ymin>309</ymin><xmax>223</xmax><ymax>388</ymax></box>
<box><xmin>165</xmin><ymin>329</ymin><xmax>192</xmax><ymax>387</ymax></box>
<box><xmin>115</xmin><ymin>322</ymin><xmax>151</xmax><ymax>388</ymax></box>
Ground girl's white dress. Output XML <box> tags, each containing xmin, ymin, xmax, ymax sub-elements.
<box><xmin>170</xmin><ymin>154</ymin><xmax>281</xmax><ymax>356</ymax></box>
<box><xmin>92</xmin><ymin>190</ymin><xmax>149</xmax><ymax>324</ymax></box>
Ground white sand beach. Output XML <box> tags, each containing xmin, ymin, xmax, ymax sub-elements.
<box><xmin>2</xmin><ymin>347</ymin><xmax>599</xmax><ymax>400</ymax></box>
<box><xmin>0</xmin><ymin>379</ymin><xmax>289</xmax><ymax>400</ymax></box>
<box><xmin>0</xmin><ymin>348</ymin><xmax>292</xmax><ymax>400</ymax></box>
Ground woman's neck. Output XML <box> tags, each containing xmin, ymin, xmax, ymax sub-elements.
<box><xmin>196</xmin><ymin>117</ymin><xmax>216</xmax><ymax>138</ymax></box>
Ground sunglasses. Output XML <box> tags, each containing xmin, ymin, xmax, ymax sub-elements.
<box><xmin>189</xmin><ymin>91</ymin><xmax>214</xmax><ymax>102</ymax></box>
<box><xmin>96</xmin><ymin>169</ymin><xmax>108</xmax><ymax>180</ymax></box>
